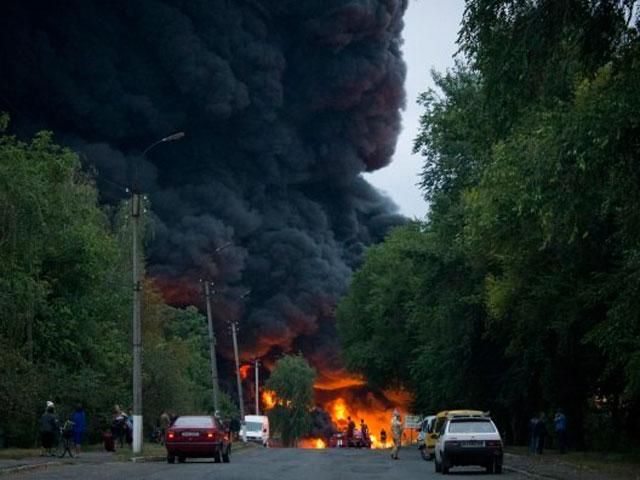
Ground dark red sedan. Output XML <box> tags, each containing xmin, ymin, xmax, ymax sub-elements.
<box><xmin>165</xmin><ymin>415</ymin><xmax>232</xmax><ymax>464</ymax></box>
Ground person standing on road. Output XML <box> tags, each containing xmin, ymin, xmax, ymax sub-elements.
<box><xmin>528</xmin><ymin>415</ymin><xmax>539</xmax><ymax>454</ymax></box>
<box><xmin>554</xmin><ymin>409</ymin><xmax>567</xmax><ymax>454</ymax></box>
<box><xmin>346</xmin><ymin>417</ymin><xmax>355</xmax><ymax>447</ymax></box>
<box><xmin>390</xmin><ymin>409</ymin><xmax>403</xmax><ymax>460</ymax></box>
<box><xmin>71</xmin><ymin>404</ymin><xmax>86</xmax><ymax>456</ymax></box>
<box><xmin>159</xmin><ymin>411</ymin><xmax>171</xmax><ymax>445</ymax></box>
<box><xmin>39</xmin><ymin>405</ymin><xmax>59</xmax><ymax>456</ymax></box>
<box><xmin>534</xmin><ymin>412</ymin><xmax>548</xmax><ymax>454</ymax></box>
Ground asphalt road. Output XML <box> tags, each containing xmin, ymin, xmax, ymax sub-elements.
<box><xmin>7</xmin><ymin>446</ymin><xmax>529</xmax><ymax>479</ymax></box>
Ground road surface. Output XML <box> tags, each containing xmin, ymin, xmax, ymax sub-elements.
<box><xmin>6</xmin><ymin>447</ymin><xmax>528</xmax><ymax>479</ymax></box>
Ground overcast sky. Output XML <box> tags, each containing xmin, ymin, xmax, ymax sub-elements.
<box><xmin>366</xmin><ymin>0</ymin><xmax>466</xmax><ymax>218</ymax></box>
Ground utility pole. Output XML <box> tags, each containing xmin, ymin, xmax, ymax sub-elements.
<box><xmin>202</xmin><ymin>280</ymin><xmax>220</xmax><ymax>413</ymax></box>
<box><xmin>230</xmin><ymin>319</ymin><xmax>246</xmax><ymax>442</ymax></box>
<box><xmin>131</xmin><ymin>131</ymin><xmax>184</xmax><ymax>454</ymax></box>
<box><xmin>131</xmin><ymin>191</ymin><xmax>143</xmax><ymax>454</ymax></box>
<box><xmin>255</xmin><ymin>358</ymin><xmax>260</xmax><ymax>415</ymax></box>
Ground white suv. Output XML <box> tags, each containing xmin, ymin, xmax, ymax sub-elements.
<box><xmin>434</xmin><ymin>416</ymin><xmax>503</xmax><ymax>474</ymax></box>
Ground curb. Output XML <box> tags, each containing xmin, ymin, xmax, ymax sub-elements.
<box><xmin>504</xmin><ymin>465</ymin><xmax>558</xmax><ymax>480</ymax></box>
<box><xmin>131</xmin><ymin>455</ymin><xmax>165</xmax><ymax>463</ymax></box>
<box><xmin>0</xmin><ymin>461</ymin><xmax>62</xmax><ymax>476</ymax></box>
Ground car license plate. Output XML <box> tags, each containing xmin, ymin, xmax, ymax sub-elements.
<box><xmin>460</xmin><ymin>440</ymin><xmax>484</xmax><ymax>447</ymax></box>
<box><xmin>181</xmin><ymin>432</ymin><xmax>200</xmax><ymax>437</ymax></box>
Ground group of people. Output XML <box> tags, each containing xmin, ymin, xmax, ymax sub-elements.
<box><xmin>529</xmin><ymin>409</ymin><xmax>568</xmax><ymax>454</ymax></box>
<box><xmin>345</xmin><ymin>417</ymin><xmax>370</xmax><ymax>447</ymax></box>
<box><xmin>39</xmin><ymin>401</ymin><xmax>86</xmax><ymax>457</ymax></box>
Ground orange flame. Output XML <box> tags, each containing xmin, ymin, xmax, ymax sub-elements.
<box><xmin>320</xmin><ymin>391</ymin><xmax>411</xmax><ymax>449</ymax></box>
<box><xmin>239</xmin><ymin>364</ymin><xmax>251</xmax><ymax>380</ymax></box>
<box><xmin>262</xmin><ymin>390</ymin><xmax>277</xmax><ymax>410</ymax></box>
<box><xmin>298</xmin><ymin>437</ymin><xmax>326</xmax><ymax>449</ymax></box>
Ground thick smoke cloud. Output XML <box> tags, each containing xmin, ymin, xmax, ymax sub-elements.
<box><xmin>0</xmin><ymin>0</ymin><xmax>407</xmax><ymax>367</ymax></box>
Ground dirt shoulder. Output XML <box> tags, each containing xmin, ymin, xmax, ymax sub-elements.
<box><xmin>506</xmin><ymin>447</ymin><xmax>640</xmax><ymax>480</ymax></box>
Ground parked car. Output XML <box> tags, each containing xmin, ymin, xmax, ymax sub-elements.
<box><xmin>242</xmin><ymin>415</ymin><xmax>269</xmax><ymax>447</ymax></box>
<box><xmin>429</xmin><ymin>410</ymin><xmax>486</xmax><ymax>461</ymax></box>
<box><xmin>349</xmin><ymin>428</ymin><xmax>371</xmax><ymax>448</ymax></box>
<box><xmin>165</xmin><ymin>415</ymin><xmax>232</xmax><ymax>464</ymax></box>
<box><xmin>434</xmin><ymin>416</ymin><xmax>503</xmax><ymax>474</ymax></box>
<box><xmin>418</xmin><ymin>415</ymin><xmax>436</xmax><ymax>460</ymax></box>
<box><xmin>329</xmin><ymin>431</ymin><xmax>347</xmax><ymax>448</ymax></box>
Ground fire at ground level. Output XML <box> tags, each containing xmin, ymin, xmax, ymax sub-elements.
<box><xmin>262</xmin><ymin>382</ymin><xmax>412</xmax><ymax>449</ymax></box>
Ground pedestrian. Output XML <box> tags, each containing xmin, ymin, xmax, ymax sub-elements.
<box><xmin>528</xmin><ymin>415</ymin><xmax>539</xmax><ymax>454</ymax></box>
<box><xmin>112</xmin><ymin>405</ymin><xmax>127</xmax><ymax>448</ymax></box>
<box><xmin>533</xmin><ymin>412</ymin><xmax>548</xmax><ymax>454</ymax></box>
<box><xmin>360</xmin><ymin>419</ymin><xmax>369</xmax><ymax>445</ymax></box>
<box><xmin>39</xmin><ymin>405</ymin><xmax>59</xmax><ymax>457</ymax></box>
<box><xmin>346</xmin><ymin>416</ymin><xmax>355</xmax><ymax>447</ymax></box>
<box><xmin>380</xmin><ymin>428</ymin><xmax>387</xmax><ymax>446</ymax></box>
<box><xmin>390</xmin><ymin>409</ymin><xmax>403</xmax><ymax>460</ymax></box>
<box><xmin>554</xmin><ymin>409</ymin><xmax>567</xmax><ymax>454</ymax></box>
<box><xmin>71</xmin><ymin>404</ymin><xmax>86</xmax><ymax>456</ymax></box>
<box><xmin>160</xmin><ymin>411</ymin><xmax>171</xmax><ymax>445</ymax></box>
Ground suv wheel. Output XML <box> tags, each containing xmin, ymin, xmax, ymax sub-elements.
<box><xmin>442</xmin><ymin>456</ymin><xmax>450</xmax><ymax>475</ymax></box>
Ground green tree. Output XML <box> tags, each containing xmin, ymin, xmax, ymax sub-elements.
<box><xmin>265</xmin><ymin>355</ymin><xmax>316</xmax><ymax>447</ymax></box>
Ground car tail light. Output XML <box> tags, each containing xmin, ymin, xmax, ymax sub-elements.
<box><xmin>207</xmin><ymin>432</ymin><xmax>214</xmax><ymax>439</ymax></box>
<box><xmin>486</xmin><ymin>440</ymin><xmax>502</xmax><ymax>448</ymax></box>
<box><xmin>167</xmin><ymin>431</ymin><xmax>175</xmax><ymax>440</ymax></box>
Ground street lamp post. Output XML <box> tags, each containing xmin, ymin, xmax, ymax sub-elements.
<box><xmin>230</xmin><ymin>290</ymin><xmax>250</xmax><ymax>443</ymax></box>
<box><xmin>131</xmin><ymin>131</ymin><xmax>184</xmax><ymax>454</ymax></box>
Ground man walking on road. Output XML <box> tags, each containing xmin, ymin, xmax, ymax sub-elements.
<box><xmin>390</xmin><ymin>409</ymin><xmax>403</xmax><ymax>460</ymax></box>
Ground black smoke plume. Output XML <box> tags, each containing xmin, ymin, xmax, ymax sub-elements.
<box><xmin>0</xmin><ymin>0</ymin><xmax>407</xmax><ymax>367</ymax></box>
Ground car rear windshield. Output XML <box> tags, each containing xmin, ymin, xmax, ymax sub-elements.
<box><xmin>448</xmin><ymin>420</ymin><xmax>496</xmax><ymax>434</ymax></box>
<box><xmin>173</xmin><ymin>416</ymin><xmax>214</xmax><ymax>428</ymax></box>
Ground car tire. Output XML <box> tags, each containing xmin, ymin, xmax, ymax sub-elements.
<box><xmin>167</xmin><ymin>454</ymin><xmax>175</xmax><ymax>464</ymax></box>
<box><xmin>442</xmin><ymin>456</ymin><xmax>450</xmax><ymax>475</ymax></box>
<box><xmin>178</xmin><ymin>456</ymin><xmax>186</xmax><ymax>463</ymax></box>
<box><xmin>222</xmin><ymin>445</ymin><xmax>231</xmax><ymax>463</ymax></box>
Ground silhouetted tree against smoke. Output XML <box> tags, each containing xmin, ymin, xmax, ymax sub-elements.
<box><xmin>0</xmin><ymin>0</ymin><xmax>408</xmax><ymax>367</ymax></box>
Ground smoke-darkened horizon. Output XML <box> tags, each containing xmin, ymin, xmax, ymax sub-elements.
<box><xmin>0</xmin><ymin>0</ymin><xmax>408</xmax><ymax>368</ymax></box>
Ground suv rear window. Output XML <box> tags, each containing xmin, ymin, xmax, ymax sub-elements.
<box><xmin>448</xmin><ymin>420</ymin><xmax>496</xmax><ymax>434</ymax></box>
<box><xmin>174</xmin><ymin>416</ymin><xmax>214</xmax><ymax>428</ymax></box>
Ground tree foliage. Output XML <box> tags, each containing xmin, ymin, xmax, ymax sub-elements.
<box><xmin>338</xmin><ymin>0</ymin><xmax>640</xmax><ymax>448</ymax></box>
<box><xmin>265</xmin><ymin>355</ymin><xmax>316</xmax><ymax>447</ymax></box>
<box><xmin>0</xmin><ymin>119</ymin><xmax>234</xmax><ymax>445</ymax></box>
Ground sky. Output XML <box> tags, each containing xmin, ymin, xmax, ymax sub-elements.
<box><xmin>365</xmin><ymin>0</ymin><xmax>466</xmax><ymax>218</ymax></box>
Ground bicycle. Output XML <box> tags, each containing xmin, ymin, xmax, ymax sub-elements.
<box><xmin>57</xmin><ymin>420</ymin><xmax>75</xmax><ymax>458</ymax></box>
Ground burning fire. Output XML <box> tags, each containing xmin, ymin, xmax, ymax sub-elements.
<box><xmin>321</xmin><ymin>390</ymin><xmax>411</xmax><ymax>449</ymax></box>
<box><xmin>262</xmin><ymin>390</ymin><xmax>277</xmax><ymax>410</ymax></box>
<box><xmin>299</xmin><ymin>438</ymin><xmax>326</xmax><ymax>449</ymax></box>
<box><xmin>239</xmin><ymin>364</ymin><xmax>251</xmax><ymax>380</ymax></box>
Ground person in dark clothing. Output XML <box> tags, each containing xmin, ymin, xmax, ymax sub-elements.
<box><xmin>380</xmin><ymin>429</ymin><xmax>387</xmax><ymax>445</ymax></box>
<box><xmin>71</xmin><ymin>404</ymin><xmax>86</xmax><ymax>456</ymax></box>
<box><xmin>40</xmin><ymin>406</ymin><xmax>59</xmax><ymax>456</ymax></box>
<box><xmin>554</xmin><ymin>409</ymin><xmax>567</xmax><ymax>454</ymax></box>
<box><xmin>346</xmin><ymin>417</ymin><xmax>356</xmax><ymax>447</ymax></box>
<box><xmin>533</xmin><ymin>413</ymin><xmax>548</xmax><ymax>454</ymax></box>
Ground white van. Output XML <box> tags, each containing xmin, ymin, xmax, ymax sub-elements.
<box><xmin>243</xmin><ymin>415</ymin><xmax>269</xmax><ymax>447</ymax></box>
